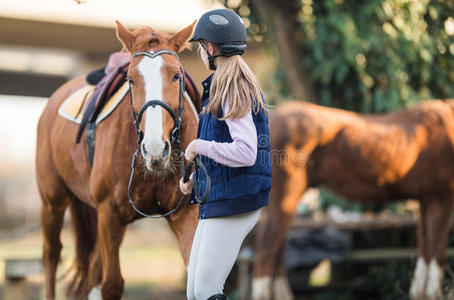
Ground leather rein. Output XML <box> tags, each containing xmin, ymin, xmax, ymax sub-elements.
<box><xmin>126</xmin><ymin>49</ymin><xmax>210</xmax><ymax>219</ymax></box>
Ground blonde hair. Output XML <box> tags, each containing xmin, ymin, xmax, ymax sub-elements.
<box><xmin>202</xmin><ymin>48</ymin><xmax>268</xmax><ymax>120</ymax></box>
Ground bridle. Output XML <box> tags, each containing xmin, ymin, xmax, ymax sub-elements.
<box><xmin>126</xmin><ymin>49</ymin><xmax>210</xmax><ymax>219</ymax></box>
<box><xmin>128</xmin><ymin>50</ymin><xmax>184</xmax><ymax>146</ymax></box>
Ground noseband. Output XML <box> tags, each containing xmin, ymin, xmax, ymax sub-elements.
<box><xmin>126</xmin><ymin>49</ymin><xmax>210</xmax><ymax>219</ymax></box>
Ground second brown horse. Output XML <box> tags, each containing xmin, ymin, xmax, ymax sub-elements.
<box><xmin>253</xmin><ymin>100</ymin><xmax>454</xmax><ymax>300</ymax></box>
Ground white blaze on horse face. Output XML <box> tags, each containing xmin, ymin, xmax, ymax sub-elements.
<box><xmin>410</xmin><ymin>257</ymin><xmax>428</xmax><ymax>299</ymax></box>
<box><xmin>137</xmin><ymin>54</ymin><xmax>166</xmax><ymax>160</ymax></box>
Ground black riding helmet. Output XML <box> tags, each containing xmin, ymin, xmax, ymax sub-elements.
<box><xmin>190</xmin><ymin>9</ymin><xmax>247</xmax><ymax>70</ymax></box>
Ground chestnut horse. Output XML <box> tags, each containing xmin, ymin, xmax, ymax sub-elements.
<box><xmin>252</xmin><ymin>100</ymin><xmax>454</xmax><ymax>300</ymax></box>
<box><xmin>36</xmin><ymin>21</ymin><xmax>200</xmax><ymax>299</ymax></box>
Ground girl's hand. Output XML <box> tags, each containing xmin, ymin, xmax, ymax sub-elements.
<box><xmin>179</xmin><ymin>173</ymin><xmax>193</xmax><ymax>195</ymax></box>
<box><xmin>185</xmin><ymin>140</ymin><xmax>198</xmax><ymax>162</ymax></box>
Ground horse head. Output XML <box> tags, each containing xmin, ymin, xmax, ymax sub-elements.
<box><xmin>116</xmin><ymin>21</ymin><xmax>196</xmax><ymax>174</ymax></box>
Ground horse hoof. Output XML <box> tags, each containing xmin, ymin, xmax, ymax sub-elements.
<box><xmin>424</xmin><ymin>260</ymin><xmax>443</xmax><ymax>300</ymax></box>
<box><xmin>410</xmin><ymin>257</ymin><xmax>427</xmax><ymax>300</ymax></box>
<box><xmin>88</xmin><ymin>285</ymin><xmax>102</xmax><ymax>300</ymax></box>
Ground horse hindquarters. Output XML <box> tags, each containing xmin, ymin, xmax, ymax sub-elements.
<box><xmin>36</xmin><ymin>111</ymin><xmax>71</xmax><ymax>300</ymax></box>
<box><xmin>37</xmin><ymin>154</ymin><xmax>98</xmax><ymax>299</ymax></box>
<box><xmin>36</xmin><ymin>95</ymin><xmax>99</xmax><ymax>299</ymax></box>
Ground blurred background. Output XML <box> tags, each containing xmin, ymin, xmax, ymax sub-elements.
<box><xmin>1</xmin><ymin>0</ymin><xmax>454</xmax><ymax>299</ymax></box>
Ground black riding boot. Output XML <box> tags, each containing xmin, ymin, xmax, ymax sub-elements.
<box><xmin>206</xmin><ymin>293</ymin><xmax>229</xmax><ymax>300</ymax></box>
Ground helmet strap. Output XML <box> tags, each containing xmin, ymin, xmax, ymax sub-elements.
<box><xmin>201</xmin><ymin>42</ymin><xmax>221</xmax><ymax>71</ymax></box>
<box><xmin>208</xmin><ymin>54</ymin><xmax>219</xmax><ymax>71</ymax></box>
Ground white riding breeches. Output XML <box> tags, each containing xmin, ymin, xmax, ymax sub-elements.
<box><xmin>186</xmin><ymin>209</ymin><xmax>261</xmax><ymax>300</ymax></box>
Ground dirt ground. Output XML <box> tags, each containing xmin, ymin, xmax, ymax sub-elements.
<box><xmin>0</xmin><ymin>217</ymin><xmax>189</xmax><ymax>299</ymax></box>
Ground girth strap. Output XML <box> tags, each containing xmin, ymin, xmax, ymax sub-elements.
<box><xmin>86</xmin><ymin>122</ymin><xmax>96</xmax><ymax>167</ymax></box>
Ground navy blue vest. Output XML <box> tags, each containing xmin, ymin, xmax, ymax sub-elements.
<box><xmin>189</xmin><ymin>74</ymin><xmax>272</xmax><ymax>219</ymax></box>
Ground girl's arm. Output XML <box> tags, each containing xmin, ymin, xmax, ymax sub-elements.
<box><xmin>195</xmin><ymin>101</ymin><xmax>257</xmax><ymax>167</ymax></box>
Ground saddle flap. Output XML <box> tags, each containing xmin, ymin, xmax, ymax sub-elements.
<box><xmin>57</xmin><ymin>80</ymin><xmax>129</xmax><ymax>126</ymax></box>
<box><xmin>75</xmin><ymin>63</ymin><xmax>129</xmax><ymax>143</ymax></box>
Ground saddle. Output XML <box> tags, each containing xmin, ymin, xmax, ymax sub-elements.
<box><xmin>75</xmin><ymin>62</ymin><xmax>129</xmax><ymax>143</ymax></box>
<box><xmin>70</xmin><ymin>62</ymin><xmax>128</xmax><ymax>166</ymax></box>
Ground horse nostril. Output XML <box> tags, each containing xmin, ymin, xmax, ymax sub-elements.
<box><xmin>141</xmin><ymin>143</ymin><xmax>148</xmax><ymax>156</ymax></box>
<box><xmin>162</xmin><ymin>142</ymin><xmax>170</xmax><ymax>159</ymax></box>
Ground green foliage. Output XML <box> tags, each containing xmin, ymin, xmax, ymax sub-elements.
<box><xmin>301</xmin><ymin>0</ymin><xmax>454</xmax><ymax>112</ymax></box>
<box><xmin>222</xmin><ymin>0</ymin><xmax>454</xmax><ymax>112</ymax></box>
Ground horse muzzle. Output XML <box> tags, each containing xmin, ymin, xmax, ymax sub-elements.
<box><xmin>142</xmin><ymin>140</ymin><xmax>171</xmax><ymax>171</ymax></box>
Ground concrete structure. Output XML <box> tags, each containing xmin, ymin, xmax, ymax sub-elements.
<box><xmin>0</xmin><ymin>16</ymin><xmax>269</xmax><ymax>98</ymax></box>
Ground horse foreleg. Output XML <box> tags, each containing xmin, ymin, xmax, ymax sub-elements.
<box><xmin>424</xmin><ymin>199</ymin><xmax>453</xmax><ymax>300</ymax></box>
<box><xmin>166</xmin><ymin>199</ymin><xmax>198</xmax><ymax>266</ymax></box>
<box><xmin>411</xmin><ymin>199</ymin><xmax>454</xmax><ymax>300</ymax></box>
<box><xmin>41</xmin><ymin>197</ymin><xmax>68</xmax><ymax>300</ymax></box>
<box><xmin>96</xmin><ymin>201</ymin><xmax>126</xmax><ymax>300</ymax></box>
<box><xmin>253</xmin><ymin>166</ymin><xmax>306</xmax><ymax>300</ymax></box>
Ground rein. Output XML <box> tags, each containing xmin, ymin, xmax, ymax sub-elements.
<box><xmin>126</xmin><ymin>49</ymin><xmax>210</xmax><ymax>219</ymax></box>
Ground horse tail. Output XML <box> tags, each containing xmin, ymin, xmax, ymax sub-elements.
<box><xmin>66</xmin><ymin>199</ymin><xmax>98</xmax><ymax>298</ymax></box>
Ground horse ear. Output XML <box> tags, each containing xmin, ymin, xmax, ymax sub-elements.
<box><xmin>116</xmin><ymin>21</ymin><xmax>135</xmax><ymax>52</ymax></box>
<box><xmin>169</xmin><ymin>20</ymin><xmax>197</xmax><ymax>53</ymax></box>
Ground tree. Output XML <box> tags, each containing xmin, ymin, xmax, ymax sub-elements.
<box><xmin>222</xmin><ymin>0</ymin><xmax>454</xmax><ymax>112</ymax></box>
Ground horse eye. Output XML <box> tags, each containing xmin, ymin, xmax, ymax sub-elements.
<box><xmin>172</xmin><ymin>73</ymin><xmax>181</xmax><ymax>82</ymax></box>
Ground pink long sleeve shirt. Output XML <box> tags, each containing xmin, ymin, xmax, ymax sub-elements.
<box><xmin>195</xmin><ymin>101</ymin><xmax>257</xmax><ymax>167</ymax></box>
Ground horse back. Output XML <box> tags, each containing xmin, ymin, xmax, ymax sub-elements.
<box><xmin>270</xmin><ymin>100</ymin><xmax>454</xmax><ymax>202</ymax></box>
<box><xmin>38</xmin><ymin>76</ymin><xmax>87</xmax><ymax>129</ymax></box>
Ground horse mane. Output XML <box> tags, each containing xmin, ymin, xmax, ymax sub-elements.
<box><xmin>184</xmin><ymin>71</ymin><xmax>202</xmax><ymax>113</ymax></box>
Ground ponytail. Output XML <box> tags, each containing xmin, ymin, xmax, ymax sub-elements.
<box><xmin>204</xmin><ymin>55</ymin><xmax>268</xmax><ymax>120</ymax></box>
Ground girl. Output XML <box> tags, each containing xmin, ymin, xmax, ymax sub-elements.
<box><xmin>179</xmin><ymin>8</ymin><xmax>272</xmax><ymax>300</ymax></box>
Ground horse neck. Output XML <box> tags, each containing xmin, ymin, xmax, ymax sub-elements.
<box><xmin>184</xmin><ymin>72</ymin><xmax>202</xmax><ymax>113</ymax></box>
<box><xmin>179</xmin><ymin>96</ymin><xmax>199</xmax><ymax>149</ymax></box>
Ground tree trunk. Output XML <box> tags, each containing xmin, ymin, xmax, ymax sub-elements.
<box><xmin>249</xmin><ymin>0</ymin><xmax>317</xmax><ymax>101</ymax></box>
